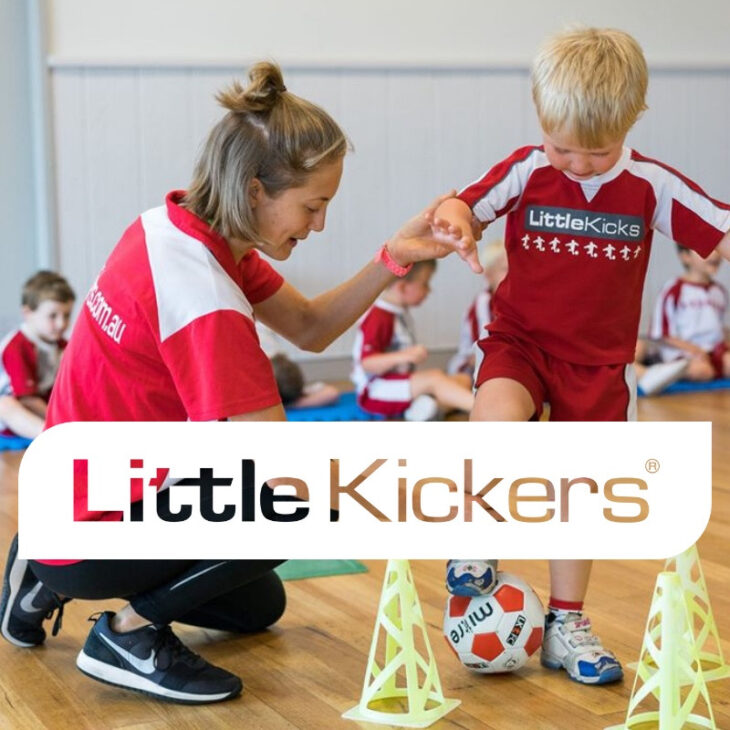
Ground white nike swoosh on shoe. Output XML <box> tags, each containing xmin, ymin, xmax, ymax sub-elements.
<box><xmin>98</xmin><ymin>631</ymin><xmax>158</xmax><ymax>675</ymax></box>
<box><xmin>19</xmin><ymin>582</ymin><xmax>45</xmax><ymax>614</ymax></box>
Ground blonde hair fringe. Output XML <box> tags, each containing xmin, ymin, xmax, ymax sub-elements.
<box><xmin>532</xmin><ymin>27</ymin><xmax>648</xmax><ymax>147</ymax></box>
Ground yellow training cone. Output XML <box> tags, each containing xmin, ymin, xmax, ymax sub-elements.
<box><xmin>606</xmin><ymin>571</ymin><xmax>715</xmax><ymax>729</ymax></box>
<box><xmin>343</xmin><ymin>559</ymin><xmax>460</xmax><ymax>728</ymax></box>
<box><xmin>664</xmin><ymin>545</ymin><xmax>730</xmax><ymax>682</ymax></box>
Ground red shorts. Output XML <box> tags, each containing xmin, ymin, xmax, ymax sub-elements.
<box><xmin>474</xmin><ymin>332</ymin><xmax>637</xmax><ymax>421</ymax></box>
<box><xmin>709</xmin><ymin>342</ymin><xmax>729</xmax><ymax>378</ymax></box>
<box><xmin>357</xmin><ymin>373</ymin><xmax>413</xmax><ymax>416</ymax></box>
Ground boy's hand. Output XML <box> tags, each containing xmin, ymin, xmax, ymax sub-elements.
<box><xmin>402</xmin><ymin>344</ymin><xmax>428</xmax><ymax>365</ymax></box>
<box><xmin>386</xmin><ymin>192</ymin><xmax>483</xmax><ymax>274</ymax></box>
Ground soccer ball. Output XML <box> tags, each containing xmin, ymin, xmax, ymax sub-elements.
<box><xmin>443</xmin><ymin>572</ymin><xmax>544</xmax><ymax>673</ymax></box>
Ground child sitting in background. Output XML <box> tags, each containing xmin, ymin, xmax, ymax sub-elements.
<box><xmin>256</xmin><ymin>322</ymin><xmax>340</xmax><ymax>409</ymax></box>
<box><xmin>637</xmin><ymin>246</ymin><xmax>729</xmax><ymax>394</ymax></box>
<box><xmin>352</xmin><ymin>260</ymin><xmax>474</xmax><ymax>420</ymax></box>
<box><xmin>0</xmin><ymin>271</ymin><xmax>75</xmax><ymax>438</ymax></box>
<box><xmin>448</xmin><ymin>239</ymin><xmax>508</xmax><ymax>378</ymax></box>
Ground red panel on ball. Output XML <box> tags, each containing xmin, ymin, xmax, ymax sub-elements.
<box><xmin>472</xmin><ymin>632</ymin><xmax>504</xmax><ymax>661</ymax></box>
<box><xmin>494</xmin><ymin>584</ymin><xmax>524</xmax><ymax>612</ymax></box>
<box><xmin>448</xmin><ymin>595</ymin><xmax>472</xmax><ymax>618</ymax></box>
<box><xmin>524</xmin><ymin>626</ymin><xmax>544</xmax><ymax>657</ymax></box>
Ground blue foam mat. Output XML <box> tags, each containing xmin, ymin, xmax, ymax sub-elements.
<box><xmin>284</xmin><ymin>390</ymin><xmax>384</xmax><ymax>421</ymax></box>
<box><xmin>0</xmin><ymin>434</ymin><xmax>32</xmax><ymax>451</ymax></box>
<box><xmin>638</xmin><ymin>377</ymin><xmax>730</xmax><ymax>397</ymax></box>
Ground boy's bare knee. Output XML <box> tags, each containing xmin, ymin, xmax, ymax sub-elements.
<box><xmin>471</xmin><ymin>378</ymin><xmax>535</xmax><ymax>421</ymax></box>
<box><xmin>687</xmin><ymin>357</ymin><xmax>714</xmax><ymax>381</ymax></box>
<box><xmin>411</xmin><ymin>368</ymin><xmax>442</xmax><ymax>389</ymax></box>
<box><xmin>0</xmin><ymin>395</ymin><xmax>18</xmax><ymax>418</ymax></box>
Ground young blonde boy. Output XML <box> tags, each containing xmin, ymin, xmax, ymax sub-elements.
<box><xmin>434</xmin><ymin>27</ymin><xmax>730</xmax><ymax>685</ymax></box>
<box><xmin>0</xmin><ymin>271</ymin><xmax>75</xmax><ymax>439</ymax></box>
<box><xmin>448</xmin><ymin>239</ymin><xmax>508</xmax><ymax>377</ymax></box>
<box><xmin>352</xmin><ymin>260</ymin><xmax>474</xmax><ymax>419</ymax></box>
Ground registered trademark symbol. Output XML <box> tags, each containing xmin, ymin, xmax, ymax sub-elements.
<box><xmin>645</xmin><ymin>459</ymin><xmax>660</xmax><ymax>474</ymax></box>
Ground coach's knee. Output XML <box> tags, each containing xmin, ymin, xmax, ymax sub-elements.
<box><xmin>246</xmin><ymin>570</ymin><xmax>287</xmax><ymax>631</ymax></box>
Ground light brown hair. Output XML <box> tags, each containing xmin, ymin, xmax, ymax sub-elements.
<box><xmin>183</xmin><ymin>61</ymin><xmax>348</xmax><ymax>241</ymax></box>
<box><xmin>22</xmin><ymin>271</ymin><xmax>75</xmax><ymax>311</ymax></box>
<box><xmin>270</xmin><ymin>353</ymin><xmax>304</xmax><ymax>405</ymax></box>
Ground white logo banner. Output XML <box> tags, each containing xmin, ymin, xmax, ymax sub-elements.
<box><xmin>18</xmin><ymin>421</ymin><xmax>710</xmax><ymax>560</ymax></box>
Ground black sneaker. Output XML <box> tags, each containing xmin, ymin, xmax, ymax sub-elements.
<box><xmin>76</xmin><ymin>612</ymin><xmax>242</xmax><ymax>704</ymax></box>
<box><xmin>1</xmin><ymin>534</ymin><xmax>69</xmax><ymax>647</ymax></box>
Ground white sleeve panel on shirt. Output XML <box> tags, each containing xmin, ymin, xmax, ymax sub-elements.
<box><xmin>475</xmin><ymin>290</ymin><xmax>493</xmax><ymax>333</ymax></box>
<box><xmin>459</xmin><ymin>148</ymin><xmax>550</xmax><ymax>224</ymax></box>
<box><xmin>255</xmin><ymin>322</ymin><xmax>284</xmax><ymax>358</ymax></box>
<box><xmin>629</xmin><ymin>160</ymin><xmax>730</xmax><ymax>243</ymax></box>
<box><xmin>649</xmin><ymin>280</ymin><xmax>678</xmax><ymax>340</ymax></box>
<box><xmin>142</xmin><ymin>206</ymin><xmax>254</xmax><ymax>343</ymax></box>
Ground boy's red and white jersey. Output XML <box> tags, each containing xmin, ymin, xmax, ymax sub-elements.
<box><xmin>46</xmin><ymin>191</ymin><xmax>284</xmax><ymax>426</ymax></box>
<box><xmin>0</xmin><ymin>325</ymin><xmax>66</xmax><ymax>399</ymax></box>
<box><xmin>351</xmin><ymin>299</ymin><xmax>417</xmax><ymax>393</ymax></box>
<box><xmin>458</xmin><ymin>146</ymin><xmax>730</xmax><ymax>365</ymax></box>
<box><xmin>650</xmin><ymin>277</ymin><xmax>728</xmax><ymax>361</ymax></box>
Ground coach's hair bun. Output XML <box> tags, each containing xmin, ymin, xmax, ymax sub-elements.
<box><xmin>217</xmin><ymin>61</ymin><xmax>287</xmax><ymax>114</ymax></box>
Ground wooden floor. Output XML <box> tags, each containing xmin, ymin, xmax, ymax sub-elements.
<box><xmin>1</xmin><ymin>392</ymin><xmax>729</xmax><ymax>729</ymax></box>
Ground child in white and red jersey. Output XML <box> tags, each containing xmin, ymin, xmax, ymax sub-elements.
<box><xmin>352</xmin><ymin>260</ymin><xmax>474</xmax><ymax>419</ymax></box>
<box><xmin>642</xmin><ymin>245</ymin><xmax>729</xmax><ymax>388</ymax></box>
<box><xmin>433</xmin><ymin>27</ymin><xmax>730</xmax><ymax>686</ymax></box>
<box><xmin>448</xmin><ymin>239</ymin><xmax>507</xmax><ymax>378</ymax></box>
<box><xmin>0</xmin><ymin>271</ymin><xmax>75</xmax><ymax>439</ymax></box>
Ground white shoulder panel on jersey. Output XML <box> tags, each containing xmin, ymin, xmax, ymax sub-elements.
<box><xmin>141</xmin><ymin>206</ymin><xmax>254</xmax><ymax>343</ymax></box>
<box><xmin>463</xmin><ymin>148</ymin><xmax>551</xmax><ymax>224</ymax></box>
<box><xmin>628</xmin><ymin>158</ymin><xmax>730</xmax><ymax>240</ymax></box>
<box><xmin>649</xmin><ymin>278</ymin><xmax>680</xmax><ymax>339</ymax></box>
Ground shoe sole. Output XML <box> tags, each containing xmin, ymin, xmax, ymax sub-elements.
<box><xmin>0</xmin><ymin>535</ymin><xmax>40</xmax><ymax>648</ymax></box>
<box><xmin>541</xmin><ymin>655</ymin><xmax>623</xmax><ymax>685</ymax></box>
<box><xmin>76</xmin><ymin>650</ymin><xmax>242</xmax><ymax>704</ymax></box>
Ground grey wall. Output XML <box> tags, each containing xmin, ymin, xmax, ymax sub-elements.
<box><xmin>0</xmin><ymin>0</ymin><xmax>38</xmax><ymax>334</ymax></box>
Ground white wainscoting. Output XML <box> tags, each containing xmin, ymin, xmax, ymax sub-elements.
<box><xmin>50</xmin><ymin>65</ymin><xmax>730</xmax><ymax>362</ymax></box>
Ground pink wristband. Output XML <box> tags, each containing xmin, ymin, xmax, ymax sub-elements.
<box><xmin>374</xmin><ymin>244</ymin><xmax>413</xmax><ymax>277</ymax></box>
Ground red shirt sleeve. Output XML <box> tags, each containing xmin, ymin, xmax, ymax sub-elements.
<box><xmin>1</xmin><ymin>332</ymin><xmax>39</xmax><ymax>397</ymax></box>
<box><xmin>359</xmin><ymin>307</ymin><xmax>395</xmax><ymax>359</ymax></box>
<box><xmin>239</xmin><ymin>250</ymin><xmax>285</xmax><ymax>304</ymax></box>
<box><xmin>159</xmin><ymin>310</ymin><xmax>281</xmax><ymax>420</ymax></box>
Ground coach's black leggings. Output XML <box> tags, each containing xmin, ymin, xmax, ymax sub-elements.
<box><xmin>30</xmin><ymin>556</ymin><xmax>286</xmax><ymax>632</ymax></box>
<box><xmin>27</xmin><ymin>481</ymin><xmax>287</xmax><ymax>630</ymax></box>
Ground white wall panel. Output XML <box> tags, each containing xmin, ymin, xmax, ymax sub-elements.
<box><xmin>48</xmin><ymin>0</ymin><xmax>730</xmax><ymax>68</ymax></box>
<box><xmin>0</xmin><ymin>0</ymin><xmax>37</xmax><ymax>331</ymax></box>
<box><xmin>50</xmin><ymin>66</ymin><xmax>730</xmax><ymax>362</ymax></box>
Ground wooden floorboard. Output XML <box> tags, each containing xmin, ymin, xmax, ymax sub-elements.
<box><xmin>1</xmin><ymin>392</ymin><xmax>729</xmax><ymax>729</ymax></box>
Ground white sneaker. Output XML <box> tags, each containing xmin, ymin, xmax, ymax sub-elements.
<box><xmin>541</xmin><ymin>612</ymin><xmax>623</xmax><ymax>684</ymax></box>
<box><xmin>403</xmin><ymin>395</ymin><xmax>439</xmax><ymax>421</ymax></box>
<box><xmin>638</xmin><ymin>359</ymin><xmax>689</xmax><ymax>396</ymax></box>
